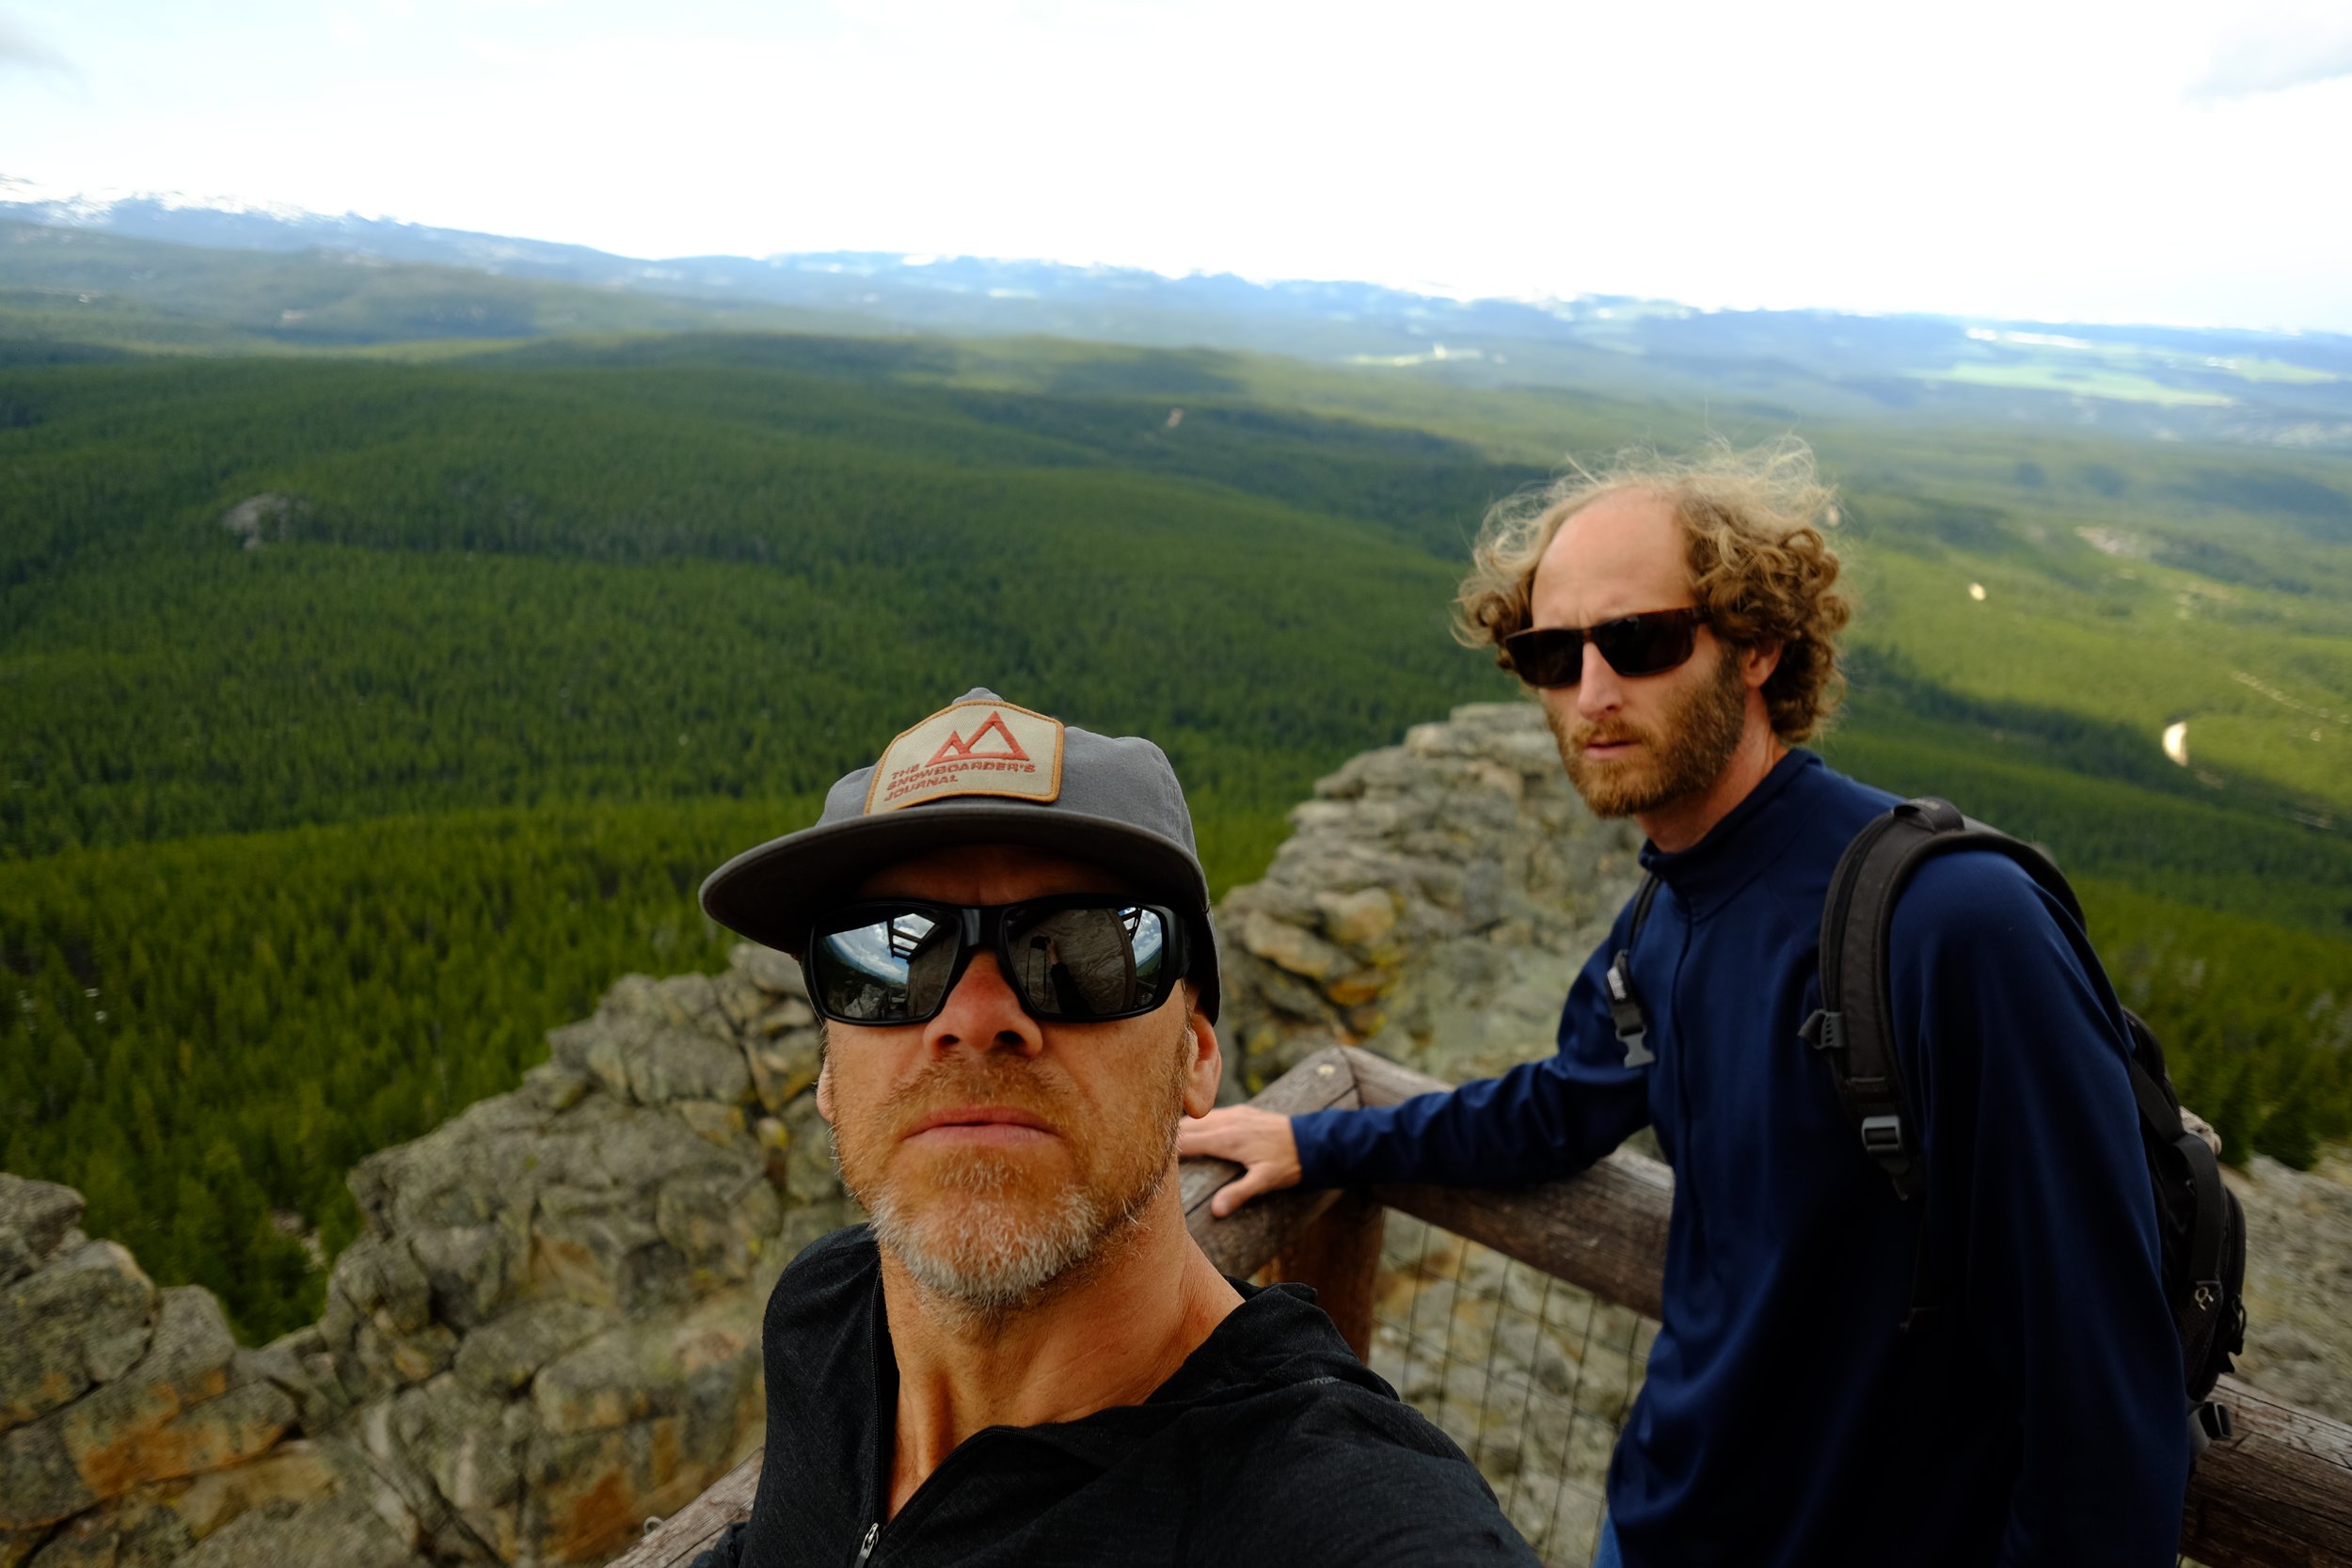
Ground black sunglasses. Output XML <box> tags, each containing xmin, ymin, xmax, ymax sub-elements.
<box><xmin>804</xmin><ymin>895</ymin><xmax>1191</xmax><ymax>1027</ymax></box>
<box><xmin>1500</xmin><ymin>608</ymin><xmax>1708</xmax><ymax>689</ymax></box>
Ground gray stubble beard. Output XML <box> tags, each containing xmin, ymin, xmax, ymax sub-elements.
<box><xmin>830</xmin><ymin>1017</ymin><xmax>1193</xmax><ymax>1330</ymax></box>
<box><xmin>854</xmin><ymin>1132</ymin><xmax>1173</xmax><ymax>1330</ymax></box>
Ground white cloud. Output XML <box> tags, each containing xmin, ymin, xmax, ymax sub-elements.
<box><xmin>0</xmin><ymin>10</ymin><xmax>72</xmax><ymax>76</ymax></box>
<box><xmin>2191</xmin><ymin>5</ymin><xmax>2352</xmax><ymax>97</ymax></box>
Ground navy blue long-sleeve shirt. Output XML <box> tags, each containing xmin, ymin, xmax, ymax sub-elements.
<box><xmin>1291</xmin><ymin>750</ymin><xmax>2190</xmax><ymax>1568</ymax></box>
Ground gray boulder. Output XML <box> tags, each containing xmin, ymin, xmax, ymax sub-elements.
<box><xmin>1215</xmin><ymin>703</ymin><xmax>1643</xmax><ymax>1092</ymax></box>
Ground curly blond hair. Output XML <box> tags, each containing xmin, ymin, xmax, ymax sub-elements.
<box><xmin>1456</xmin><ymin>437</ymin><xmax>1851</xmax><ymax>743</ymax></box>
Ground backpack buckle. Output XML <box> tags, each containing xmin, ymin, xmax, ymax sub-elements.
<box><xmin>1607</xmin><ymin>951</ymin><xmax>1655</xmax><ymax>1069</ymax></box>
<box><xmin>1800</xmin><ymin>1008</ymin><xmax>1844</xmax><ymax>1054</ymax></box>
<box><xmin>2190</xmin><ymin>1400</ymin><xmax>2233</xmax><ymax>1455</ymax></box>
<box><xmin>1859</xmin><ymin>1115</ymin><xmax>1905</xmax><ymax>1156</ymax></box>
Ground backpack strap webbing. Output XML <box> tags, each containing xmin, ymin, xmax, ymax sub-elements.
<box><xmin>1803</xmin><ymin>798</ymin><xmax>2081</xmax><ymax>1203</ymax></box>
<box><xmin>2113</xmin><ymin>1017</ymin><xmax>2228</xmax><ymax>1327</ymax></box>
<box><xmin>2170</xmin><ymin>1111</ymin><xmax>2231</xmax><ymax>1370</ymax></box>
<box><xmin>1606</xmin><ymin>875</ymin><xmax>1664</xmax><ymax>1069</ymax></box>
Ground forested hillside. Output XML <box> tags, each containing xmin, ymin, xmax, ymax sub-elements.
<box><xmin>4</xmin><ymin>322</ymin><xmax>2349</xmax><ymax>1338</ymax></box>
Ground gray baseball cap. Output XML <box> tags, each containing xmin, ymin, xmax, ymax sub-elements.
<box><xmin>700</xmin><ymin>689</ymin><xmax>1220</xmax><ymax>1021</ymax></box>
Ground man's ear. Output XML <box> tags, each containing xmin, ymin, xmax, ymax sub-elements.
<box><xmin>1741</xmin><ymin>640</ymin><xmax>1782</xmax><ymax>690</ymax></box>
<box><xmin>815</xmin><ymin>1045</ymin><xmax>836</xmax><ymax>1126</ymax></box>
<box><xmin>1181</xmin><ymin>996</ymin><xmax>1222</xmax><ymax>1120</ymax></box>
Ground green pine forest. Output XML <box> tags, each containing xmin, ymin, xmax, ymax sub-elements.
<box><xmin>5</xmin><ymin>273</ymin><xmax>2352</xmax><ymax>1341</ymax></box>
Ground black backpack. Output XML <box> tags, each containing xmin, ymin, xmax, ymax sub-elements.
<box><xmin>1605</xmin><ymin>797</ymin><xmax>2248</xmax><ymax>1454</ymax></box>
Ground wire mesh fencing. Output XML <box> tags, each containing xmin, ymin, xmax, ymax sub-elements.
<box><xmin>1365</xmin><ymin>1213</ymin><xmax>2224</xmax><ymax>1568</ymax></box>
<box><xmin>1364</xmin><ymin>1212</ymin><xmax>1657</xmax><ymax>1568</ymax></box>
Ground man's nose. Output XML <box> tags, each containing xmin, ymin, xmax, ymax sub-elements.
<box><xmin>924</xmin><ymin>950</ymin><xmax>1045</xmax><ymax>1058</ymax></box>
<box><xmin>1576</xmin><ymin>641</ymin><xmax>1624</xmax><ymax>721</ymax></box>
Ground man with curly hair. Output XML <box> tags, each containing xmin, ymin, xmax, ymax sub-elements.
<box><xmin>1181</xmin><ymin>442</ymin><xmax>2190</xmax><ymax>1567</ymax></box>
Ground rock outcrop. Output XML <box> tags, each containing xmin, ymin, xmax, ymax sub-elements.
<box><xmin>6</xmin><ymin>699</ymin><xmax>2348</xmax><ymax>1567</ymax></box>
<box><xmin>3</xmin><ymin>948</ymin><xmax>846</xmax><ymax>1568</ymax></box>
<box><xmin>1217</xmin><ymin>704</ymin><xmax>1644</xmax><ymax>1095</ymax></box>
<box><xmin>1</xmin><ymin>1176</ymin><xmax>314</xmax><ymax>1568</ymax></box>
<box><xmin>2227</xmin><ymin>1151</ymin><xmax>2352</xmax><ymax>1423</ymax></box>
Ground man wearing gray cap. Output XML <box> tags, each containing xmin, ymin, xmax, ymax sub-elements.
<box><xmin>691</xmin><ymin>690</ymin><xmax>1537</xmax><ymax>1568</ymax></box>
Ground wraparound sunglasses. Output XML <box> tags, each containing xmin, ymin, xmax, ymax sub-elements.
<box><xmin>804</xmin><ymin>895</ymin><xmax>1191</xmax><ymax>1026</ymax></box>
<box><xmin>1500</xmin><ymin>608</ymin><xmax>1708</xmax><ymax>689</ymax></box>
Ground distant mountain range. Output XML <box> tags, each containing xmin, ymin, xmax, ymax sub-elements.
<box><xmin>8</xmin><ymin>192</ymin><xmax>2352</xmax><ymax>450</ymax></box>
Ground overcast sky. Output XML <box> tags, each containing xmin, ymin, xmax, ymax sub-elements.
<box><xmin>5</xmin><ymin>0</ymin><xmax>2350</xmax><ymax>331</ymax></box>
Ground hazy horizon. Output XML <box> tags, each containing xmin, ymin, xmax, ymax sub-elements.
<box><xmin>5</xmin><ymin>0</ymin><xmax>2350</xmax><ymax>336</ymax></box>
<box><xmin>9</xmin><ymin>177</ymin><xmax>2352</xmax><ymax>343</ymax></box>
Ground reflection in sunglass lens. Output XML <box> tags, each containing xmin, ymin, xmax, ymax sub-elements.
<box><xmin>1008</xmin><ymin>905</ymin><xmax>1167</xmax><ymax>1020</ymax></box>
<box><xmin>809</xmin><ymin>902</ymin><xmax>1175</xmax><ymax>1024</ymax></box>
<box><xmin>815</xmin><ymin>909</ymin><xmax>947</xmax><ymax>1021</ymax></box>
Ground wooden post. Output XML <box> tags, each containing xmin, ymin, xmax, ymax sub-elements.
<box><xmin>1268</xmin><ymin>1189</ymin><xmax>1386</xmax><ymax>1361</ymax></box>
<box><xmin>1184</xmin><ymin>1045</ymin><xmax>1365</xmax><ymax>1281</ymax></box>
<box><xmin>1348</xmin><ymin>1047</ymin><xmax>1673</xmax><ymax>1319</ymax></box>
<box><xmin>2180</xmin><ymin>1374</ymin><xmax>2352</xmax><ymax>1568</ymax></box>
<box><xmin>608</xmin><ymin>1451</ymin><xmax>762</xmax><ymax>1568</ymax></box>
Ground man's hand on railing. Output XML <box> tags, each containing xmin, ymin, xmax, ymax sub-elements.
<box><xmin>1178</xmin><ymin>1105</ymin><xmax>1304</xmax><ymax>1215</ymax></box>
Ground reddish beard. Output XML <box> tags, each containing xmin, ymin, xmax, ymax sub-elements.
<box><xmin>1549</xmin><ymin>642</ymin><xmax>1751</xmax><ymax>818</ymax></box>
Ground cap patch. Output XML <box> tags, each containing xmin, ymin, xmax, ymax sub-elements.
<box><xmin>865</xmin><ymin>699</ymin><xmax>1065</xmax><ymax>814</ymax></box>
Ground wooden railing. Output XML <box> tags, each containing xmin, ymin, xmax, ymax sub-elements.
<box><xmin>613</xmin><ymin>1046</ymin><xmax>2352</xmax><ymax>1568</ymax></box>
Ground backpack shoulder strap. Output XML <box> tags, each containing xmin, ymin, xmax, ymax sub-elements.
<box><xmin>1606</xmin><ymin>874</ymin><xmax>1663</xmax><ymax>1069</ymax></box>
<box><xmin>2119</xmin><ymin>1010</ymin><xmax>2237</xmax><ymax>1388</ymax></box>
<box><xmin>1804</xmin><ymin>797</ymin><xmax>2079</xmax><ymax>1201</ymax></box>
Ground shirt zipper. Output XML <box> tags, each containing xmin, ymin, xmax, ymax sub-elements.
<box><xmin>852</xmin><ymin>1424</ymin><xmax>1035</xmax><ymax>1567</ymax></box>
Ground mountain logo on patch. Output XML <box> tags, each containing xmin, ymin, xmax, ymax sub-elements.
<box><xmin>866</xmin><ymin>698</ymin><xmax>1065</xmax><ymax>814</ymax></box>
<box><xmin>927</xmin><ymin>712</ymin><xmax>1032</xmax><ymax>767</ymax></box>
